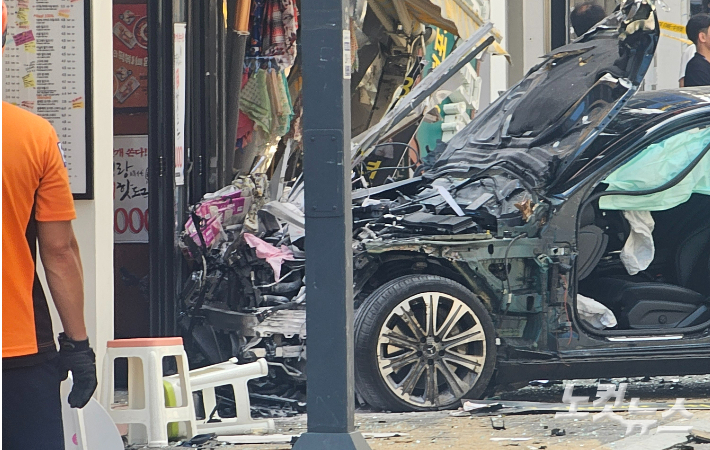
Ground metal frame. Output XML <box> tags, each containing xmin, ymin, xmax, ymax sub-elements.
<box><xmin>148</xmin><ymin>0</ymin><xmax>183</xmax><ymax>337</ymax></box>
<box><xmin>74</xmin><ymin>0</ymin><xmax>94</xmax><ymax>200</ymax></box>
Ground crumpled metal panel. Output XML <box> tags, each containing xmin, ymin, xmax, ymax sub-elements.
<box><xmin>254</xmin><ymin>309</ymin><xmax>307</xmax><ymax>339</ymax></box>
<box><xmin>429</xmin><ymin>0</ymin><xmax>660</xmax><ymax>189</ymax></box>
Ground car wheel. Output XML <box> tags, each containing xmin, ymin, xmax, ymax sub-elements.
<box><xmin>354</xmin><ymin>275</ymin><xmax>496</xmax><ymax>411</ymax></box>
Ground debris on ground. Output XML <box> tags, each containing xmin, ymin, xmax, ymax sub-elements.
<box><xmin>691</xmin><ymin>429</ymin><xmax>710</xmax><ymax>443</ymax></box>
<box><xmin>179</xmin><ymin>433</ymin><xmax>216</xmax><ymax>447</ymax></box>
<box><xmin>491</xmin><ymin>416</ymin><xmax>506</xmax><ymax>430</ymax></box>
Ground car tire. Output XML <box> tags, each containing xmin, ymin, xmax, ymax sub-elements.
<box><xmin>354</xmin><ymin>275</ymin><xmax>496</xmax><ymax>412</ymax></box>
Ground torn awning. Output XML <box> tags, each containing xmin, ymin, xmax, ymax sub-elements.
<box><xmin>370</xmin><ymin>0</ymin><xmax>507</xmax><ymax>57</ymax></box>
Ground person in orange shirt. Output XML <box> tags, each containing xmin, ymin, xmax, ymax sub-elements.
<box><xmin>2</xmin><ymin>2</ymin><xmax>97</xmax><ymax>448</ymax></box>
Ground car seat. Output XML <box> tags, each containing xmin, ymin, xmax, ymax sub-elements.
<box><xmin>587</xmin><ymin>221</ymin><xmax>710</xmax><ymax>329</ymax></box>
<box><xmin>576</xmin><ymin>203</ymin><xmax>608</xmax><ymax>280</ymax></box>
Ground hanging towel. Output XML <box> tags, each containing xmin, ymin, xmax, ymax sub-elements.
<box><xmin>240</xmin><ymin>69</ymin><xmax>272</xmax><ymax>133</ymax></box>
<box><xmin>275</xmin><ymin>70</ymin><xmax>293</xmax><ymax>136</ymax></box>
<box><xmin>237</xmin><ymin>72</ymin><xmax>255</xmax><ymax>143</ymax></box>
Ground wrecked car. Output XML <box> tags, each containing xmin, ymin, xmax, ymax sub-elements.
<box><xmin>181</xmin><ymin>0</ymin><xmax>710</xmax><ymax>414</ymax></box>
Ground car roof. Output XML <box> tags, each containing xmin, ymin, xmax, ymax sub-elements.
<box><xmin>607</xmin><ymin>87</ymin><xmax>710</xmax><ymax>135</ymax></box>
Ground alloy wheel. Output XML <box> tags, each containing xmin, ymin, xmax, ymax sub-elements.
<box><xmin>376</xmin><ymin>292</ymin><xmax>487</xmax><ymax>408</ymax></box>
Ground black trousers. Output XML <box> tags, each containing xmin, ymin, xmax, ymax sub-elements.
<box><xmin>3</xmin><ymin>356</ymin><xmax>65</xmax><ymax>450</ymax></box>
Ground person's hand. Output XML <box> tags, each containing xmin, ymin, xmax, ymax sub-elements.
<box><xmin>58</xmin><ymin>333</ymin><xmax>98</xmax><ymax>408</ymax></box>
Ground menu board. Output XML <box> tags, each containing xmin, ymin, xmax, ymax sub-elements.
<box><xmin>2</xmin><ymin>0</ymin><xmax>92</xmax><ymax>198</ymax></box>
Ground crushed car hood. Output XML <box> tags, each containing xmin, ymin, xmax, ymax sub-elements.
<box><xmin>427</xmin><ymin>0</ymin><xmax>660</xmax><ymax>190</ymax></box>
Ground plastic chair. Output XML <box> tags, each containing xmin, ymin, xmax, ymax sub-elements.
<box><xmin>99</xmin><ymin>337</ymin><xmax>196</xmax><ymax>447</ymax></box>
<box><xmin>164</xmin><ymin>358</ymin><xmax>275</xmax><ymax>435</ymax></box>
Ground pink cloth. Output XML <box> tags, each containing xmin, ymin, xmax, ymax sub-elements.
<box><xmin>243</xmin><ymin>233</ymin><xmax>295</xmax><ymax>279</ymax></box>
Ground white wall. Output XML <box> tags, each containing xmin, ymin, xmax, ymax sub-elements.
<box><xmin>44</xmin><ymin>0</ymin><xmax>114</xmax><ymax>389</ymax></box>
<box><xmin>651</xmin><ymin>0</ymin><xmax>688</xmax><ymax>90</ymax></box>
<box><xmin>488</xmin><ymin>0</ymin><xmax>689</xmax><ymax>94</ymax></box>
<box><xmin>506</xmin><ymin>0</ymin><xmax>548</xmax><ymax>85</ymax></box>
<box><xmin>489</xmin><ymin>0</ymin><xmax>509</xmax><ymax>102</ymax></box>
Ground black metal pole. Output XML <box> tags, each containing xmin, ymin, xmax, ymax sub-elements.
<box><xmin>148</xmin><ymin>0</ymin><xmax>177</xmax><ymax>336</ymax></box>
<box><xmin>292</xmin><ymin>0</ymin><xmax>370</xmax><ymax>448</ymax></box>
<box><xmin>224</xmin><ymin>31</ymin><xmax>249</xmax><ymax>177</ymax></box>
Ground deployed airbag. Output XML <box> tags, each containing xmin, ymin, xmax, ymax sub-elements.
<box><xmin>599</xmin><ymin>127</ymin><xmax>710</xmax><ymax>211</ymax></box>
<box><xmin>577</xmin><ymin>294</ymin><xmax>618</xmax><ymax>329</ymax></box>
<box><xmin>620</xmin><ymin>210</ymin><xmax>655</xmax><ymax>276</ymax></box>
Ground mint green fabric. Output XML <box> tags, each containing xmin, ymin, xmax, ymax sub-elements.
<box><xmin>599</xmin><ymin>127</ymin><xmax>710</xmax><ymax>211</ymax></box>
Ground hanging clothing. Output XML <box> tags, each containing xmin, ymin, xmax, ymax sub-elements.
<box><xmin>263</xmin><ymin>0</ymin><xmax>298</xmax><ymax>69</ymax></box>
<box><xmin>249</xmin><ymin>0</ymin><xmax>267</xmax><ymax>57</ymax></box>
<box><xmin>274</xmin><ymin>70</ymin><xmax>293</xmax><ymax>136</ymax></box>
<box><xmin>237</xmin><ymin>72</ymin><xmax>255</xmax><ymax>145</ymax></box>
<box><xmin>262</xmin><ymin>68</ymin><xmax>293</xmax><ymax>140</ymax></box>
<box><xmin>240</xmin><ymin>69</ymin><xmax>272</xmax><ymax>133</ymax></box>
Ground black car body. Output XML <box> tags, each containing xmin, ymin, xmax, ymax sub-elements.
<box><xmin>182</xmin><ymin>0</ymin><xmax>710</xmax><ymax>413</ymax></box>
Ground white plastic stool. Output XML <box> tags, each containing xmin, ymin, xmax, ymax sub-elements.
<box><xmin>99</xmin><ymin>337</ymin><xmax>197</xmax><ymax>447</ymax></box>
<box><xmin>164</xmin><ymin>358</ymin><xmax>274</xmax><ymax>435</ymax></box>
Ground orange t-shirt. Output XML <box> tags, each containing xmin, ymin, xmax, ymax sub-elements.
<box><xmin>2</xmin><ymin>101</ymin><xmax>77</xmax><ymax>360</ymax></box>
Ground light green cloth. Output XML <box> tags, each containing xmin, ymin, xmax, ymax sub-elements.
<box><xmin>599</xmin><ymin>127</ymin><xmax>710</xmax><ymax>211</ymax></box>
<box><xmin>240</xmin><ymin>69</ymin><xmax>272</xmax><ymax>134</ymax></box>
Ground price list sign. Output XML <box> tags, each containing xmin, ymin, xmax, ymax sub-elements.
<box><xmin>2</xmin><ymin>0</ymin><xmax>92</xmax><ymax>198</ymax></box>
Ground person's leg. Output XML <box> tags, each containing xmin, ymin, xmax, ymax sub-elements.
<box><xmin>3</xmin><ymin>356</ymin><xmax>65</xmax><ymax>450</ymax></box>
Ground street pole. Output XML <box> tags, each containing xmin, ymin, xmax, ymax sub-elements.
<box><xmin>292</xmin><ymin>0</ymin><xmax>370</xmax><ymax>448</ymax></box>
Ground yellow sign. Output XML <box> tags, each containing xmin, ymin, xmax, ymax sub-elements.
<box><xmin>366</xmin><ymin>160</ymin><xmax>382</xmax><ymax>180</ymax></box>
<box><xmin>24</xmin><ymin>41</ymin><xmax>36</xmax><ymax>53</ymax></box>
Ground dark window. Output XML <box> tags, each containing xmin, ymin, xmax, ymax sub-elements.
<box><xmin>690</xmin><ymin>0</ymin><xmax>710</xmax><ymax>15</ymax></box>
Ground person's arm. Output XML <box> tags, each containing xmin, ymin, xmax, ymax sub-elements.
<box><xmin>37</xmin><ymin>221</ymin><xmax>87</xmax><ymax>341</ymax></box>
<box><xmin>680</xmin><ymin>77</ymin><xmax>685</xmax><ymax>87</ymax></box>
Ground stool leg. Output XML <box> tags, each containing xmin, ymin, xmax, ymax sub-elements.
<box><xmin>99</xmin><ymin>353</ymin><xmax>114</xmax><ymax>410</ymax></box>
<box><xmin>127</xmin><ymin>357</ymin><xmax>148</xmax><ymax>445</ymax></box>
<box><xmin>232</xmin><ymin>380</ymin><xmax>252</xmax><ymax>424</ymax></box>
<box><xmin>146</xmin><ymin>351</ymin><xmax>169</xmax><ymax>447</ymax></box>
<box><xmin>176</xmin><ymin>351</ymin><xmax>197</xmax><ymax>439</ymax></box>
<box><xmin>202</xmin><ymin>387</ymin><xmax>218</xmax><ymax>422</ymax></box>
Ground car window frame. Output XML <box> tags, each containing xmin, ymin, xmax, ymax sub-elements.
<box><xmin>555</xmin><ymin>106</ymin><xmax>710</xmax><ymax>200</ymax></box>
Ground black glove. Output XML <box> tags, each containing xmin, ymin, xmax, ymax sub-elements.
<box><xmin>58</xmin><ymin>333</ymin><xmax>98</xmax><ymax>408</ymax></box>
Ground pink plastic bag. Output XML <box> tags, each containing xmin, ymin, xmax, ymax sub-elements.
<box><xmin>243</xmin><ymin>233</ymin><xmax>295</xmax><ymax>279</ymax></box>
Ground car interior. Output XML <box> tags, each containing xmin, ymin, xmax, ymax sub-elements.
<box><xmin>572</xmin><ymin>123</ymin><xmax>710</xmax><ymax>333</ymax></box>
<box><xmin>577</xmin><ymin>193</ymin><xmax>710</xmax><ymax>331</ymax></box>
